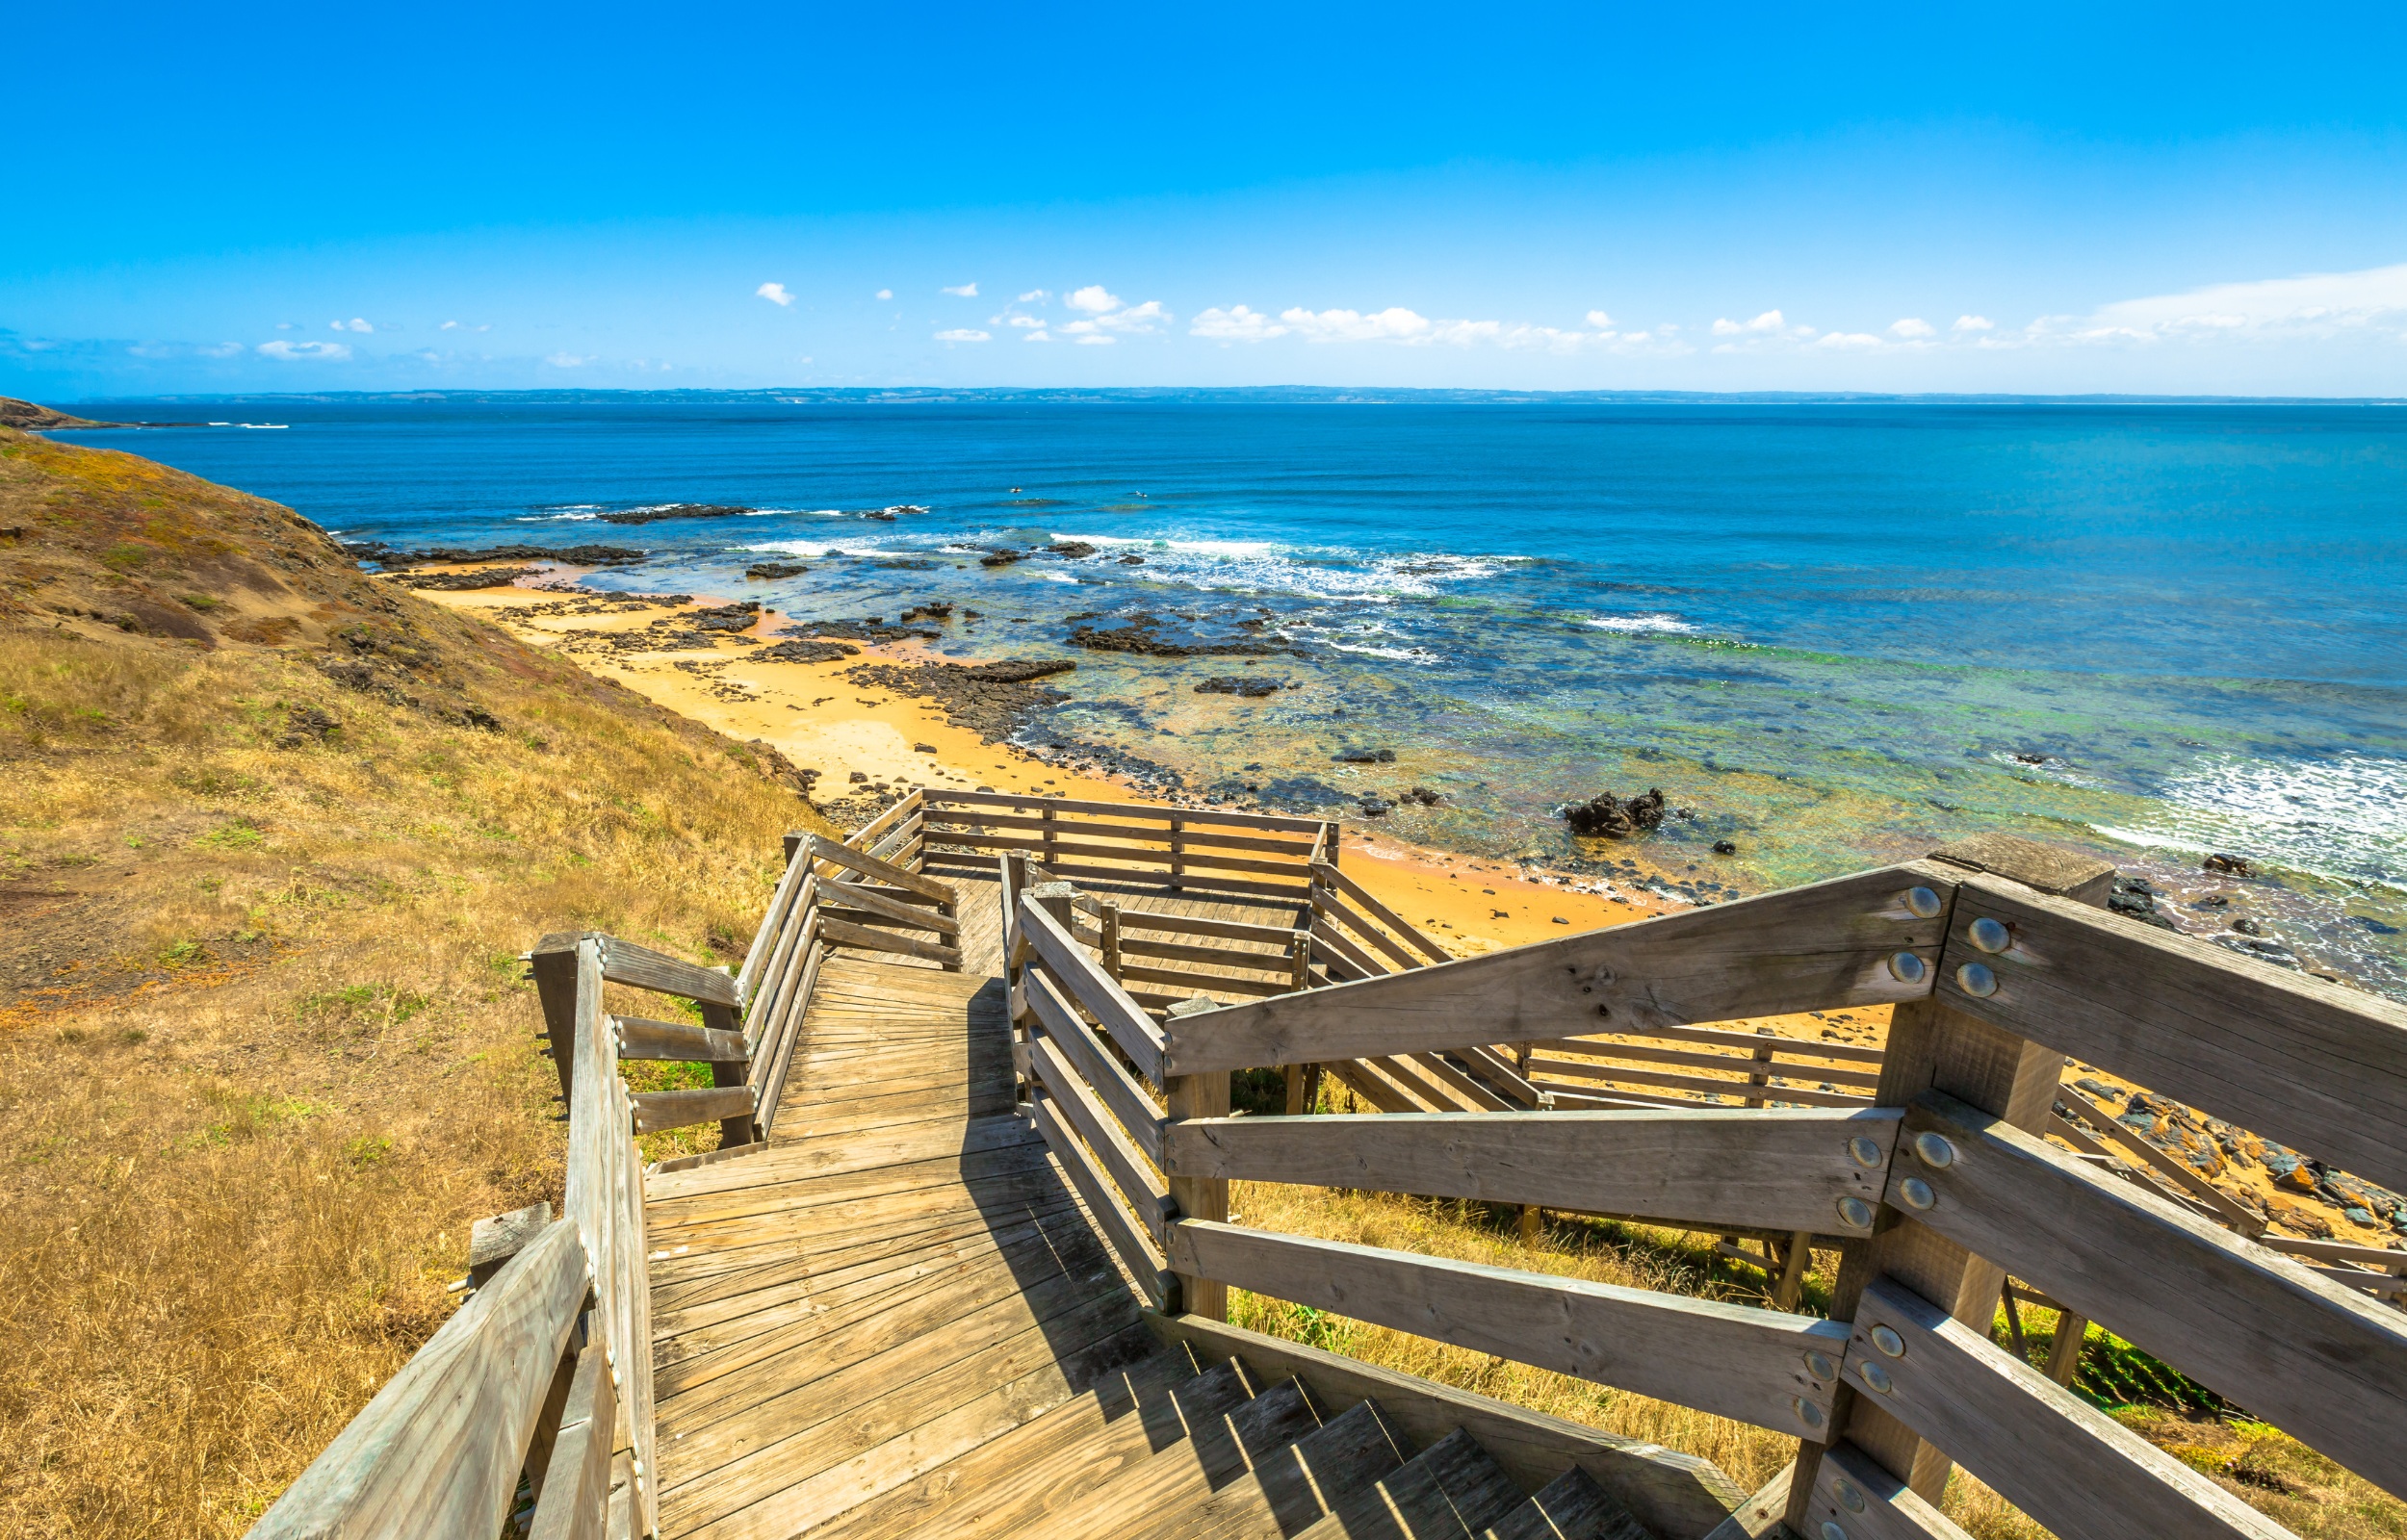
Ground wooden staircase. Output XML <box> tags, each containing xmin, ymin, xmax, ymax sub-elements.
<box><xmin>810</xmin><ymin>1338</ymin><xmax>1646</xmax><ymax>1540</ymax></box>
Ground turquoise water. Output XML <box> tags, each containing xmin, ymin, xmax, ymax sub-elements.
<box><xmin>53</xmin><ymin>391</ymin><xmax>2407</xmax><ymax>991</ymax></box>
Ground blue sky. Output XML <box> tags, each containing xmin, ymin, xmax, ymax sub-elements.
<box><xmin>11</xmin><ymin>2</ymin><xmax>2407</xmax><ymax>397</ymax></box>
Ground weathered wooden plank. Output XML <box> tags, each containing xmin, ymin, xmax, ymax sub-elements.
<box><xmin>1142</xmin><ymin>1310</ymin><xmax>1745</xmax><ymax>1540</ymax></box>
<box><xmin>807</xmin><ymin>834</ymin><xmax>953</xmax><ymax>904</ymax></box>
<box><xmin>1022</xmin><ymin>965</ymin><xmax>1166</xmax><ymax>1165</ymax></box>
<box><xmin>1116</xmin><ymin>961</ymin><xmax>1293</xmax><ymax>996</ymax></box>
<box><xmin>734</xmin><ymin>841</ymin><xmax>811</xmax><ymax>1007</ymax></box>
<box><xmin>1792</xmin><ymin>1442</ymin><xmax>1975</xmax><ymax>1540</ymax></box>
<box><xmin>817</xmin><ymin>916</ymin><xmax>965</xmax><ymax>967</ymax></box>
<box><xmin>1164</xmin><ymin>1108</ymin><xmax>1895</xmax><ymax>1237</ymax></box>
<box><xmin>1533</xmin><ymin>1036</ymin><xmax>1885</xmax><ymax>1089</ymax></box>
<box><xmin>1028</xmin><ymin>859</ymin><xmax>1314</xmax><ymax>901</ymax></box>
<box><xmin>633</xmin><ymin>1084</ymin><xmax>757</xmax><ymax>1134</ymax></box>
<box><xmin>597</xmin><ymin>934</ymin><xmax>740</xmax><ymax>1008</ymax></box>
<box><xmin>918</xmin><ymin>829</ymin><xmax>1313</xmax><ymax>879</ymax></box>
<box><xmin>1019</xmin><ymin>898</ymin><xmax>1167</xmax><ymax>1085</ymax></box>
<box><xmin>821</xmin><ymin>876</ymin><xmax>962</xmax><ymax>935</ymax></box>
<box><xmin>1031</xmin><ymin>1093</ymin><xmax>1173</xmax><ymax>1310</ymax></box>
<box><xmin>248</xmin><ymin>1220</ymin><xmax>590</xmax><ymax>1540</ymax></box>
<box><xmin>1029</xmin><ymin>1037</ymin><xmax>1172</xmax><ymax>1238</ymax></box>
<box><xmin>1312</xmin><ymin>887</ymin><xmax>1424</xmax><ymax>972</ymax></box>
<box><xmin>1312</xmin><ymin>860</ymin><xmax>1452</xmax><ymax>964</ymax></box>
<box><xmin>614</xmin><ymin>1015</ymin><xmax>748</xmax><ymax>1063</ymax></box>
<box><xmin>1936</xmin><ymin>873</ymin><xmax>2407</xmax><ymax>1195</ymax></box>
<box><xmin>1527</xmin><ymin>1057</ymin><xmax>1874</xmax><ymax>1108</ymax></box>
<box><xmin>1164</xmin><ymin>861</ymin><xmax>1956</xmax><ymax>1074</ymax></box>
<box><xmin>1118</xmin><ymin>910</ymin><xmax>1304</xmax><ymax>945</ymax></box>
<box><xmin>1845</xmin><ymin>1275</ymin><xmax>2292</xmax><ymax>1540</ymax></box>
<box><xmin>843</xmin><ymin>789</ymin><xmax>922</xmax><ymax>848</ymax></box>
<box><xmin>1309</xmin><ymin>914</ymin><xmax>1395</xmax><ymax>980</ymax></box>
<box><xmin>1456</xmin><ymin>1044</ymin><xmax>1545</xmax><ymax>1107</ymax></box>
<box><xmin>1613</xmin><ymin>1020</ymin><xmax>1890</xmax><ymax>1065</ymax></box>
<box><xmin>1895</xmin><ymin>1091</ymin><xmax>2407</xmax><ymax>1499</ymax></box>
<box><xmin>925</xmin><ymin>809</ymin><xmax>1317</xmax><ymax>858</ymax></box>
<box><xmin>1167</xmin><ymin>1220</ymin><xmax>1847</xmax><ymax>1435</ymax></box>
<box><xmin>740</xmin><ymin>874</ymin><xmax>816</xmax><ymax>1055</ymax></box>
<box><xmin>1363</xmin><ymin>1053</ymin><xmax>1474</xmax><ymax>1112</ymax></box>
<box><xmin>1323</xmin><ymin>1056</ymin><xmax>1432</xmax><ymax>1114</ymax></box>
<box><xmin>1405</xmin><ymin>1051</ymin><xmax>1514</xmax><ymax>1112</ymax></box>
<box><xmin>1117</xmin><ymin>935</ymin><xmax>1292</xmax><ymax>970</ymax></box>
<box><xmin>529</xmin><ymin>1333</ymin><xmax>617</xmax><ymax>1540</ymax></box>
<box><xmin>920</xmin><ymin>787</ymin><xmax>1328</xmax><ymax>834</ymax></box>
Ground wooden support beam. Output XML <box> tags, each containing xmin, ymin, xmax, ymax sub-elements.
<box><xmin>1028</xmin><ymin>1036</ymin><xmax>1172</xmax><ymax>1240</ymax></box>
<box><xmin>1021</xmin><ymin>963</ymin><xmax>1166</xmax><ymax>1165</ymax></box>
<box><xmin>804</xmin><ymin>833</ymin><xmax>952</xmax><ymax>904</ymax></box>
<box><xmin>920</xmin><ymin>785</ymin><xmax>1330</xmax><ymax>834</ymax></box>
<box><xmin>592</xmin><ymin>934</ymin><xmax>739</xmax><ymax>1008</ymax></box>
<box><xmin>1934</xmin><ymin>872</ymin><xmax>2407</xmax><ymax>1197</ymax></box>
<box><xmin>1160</xmin><ymin>861</ymin><xmax>1958</xmax><ymax>1075</ymax></box>
<box><xmin>528</xmin><ymin>1331</ymin><xmax>617</xmax><ymax>1540</ymax></box>
<box><xmin>1165</xmin><ymin>1021</ymin><xmax>1230</xmax><ymax>1321</ymax></box>
<box><xmin>1844</xmin><ymin>1275</ymin><xmax>2291</xmax><ymax>1540</ymax></box>
<box><xmin>816</xmin><ymin>915</ymin><xmax>964</xmax><ymax>967</ymax></box>
<box><xmin>1166</xmin><ymin>1219</ymin><xmax>1848</xmax><ymax>1436</ymax></box>
<box><xmin>1312</xmin><ymin>859</ymin><xmax>1452</xmax><ymax>964</ymax></box>
<box><xmin>818</xmin><ymin>875</ymin><xmax>962</xmax><ymax>935</ymax></box>
<box><xmin>733</xmin><ymin>840</ymin><xmax>810</xmax><ymax>1006</ymax></box>
<box><xmin>1029</xmin><ymin>1091</ymin><xmax>1173</xmax><ymax>1311</ymax></box>
<box><xmin>1793</xmin><ymin>1441</ymin><xmax>1976</xmax><ymax>1540</ymax></box>
<box><xmin>1894</xmin><ymin>1091</ymin><xmax>2407</xmax><ymax>1499</ymax></box>
<box><xmin>1161</xmin><ymin>1108</ymin><xmax>1897</xmax><ymax>1238</ymax></box>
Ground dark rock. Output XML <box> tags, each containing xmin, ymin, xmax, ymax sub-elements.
<box><xmin>899</xmin><ymin>602</ymin><xmax>954</xmax><ymax>622</ymax></box>
<box><xmin>345</xmin><ymin>540</ymin><xmax>647</xmax><ymax>567</ymax></box>
<box><xmin>688</xmin><ymin>602</ymin><xmax>762</xmax><ymax>633</ymax></box>
<box><xmin>1358</xmin><ymin>796</ymin><xmax>1394</xmax><ymax>817</ymax></box>
<box><xmin>1712</xmin><ymin>839</ymin><xmax>1738</xmax><ymax>855</ymax></box>
<box><xmin>1067</xmin><ymin>617</ymin><xmax>1281</xmax><ymax>658</ymax></box>
<box><xmin>1559</xmin><ymin>788</ymin><xmax>1668</xmax><ymax>839</ymax></box>
<box><xmin>979</xmin><ymin>549</ymin><xmax>1026</xmax><ymax>567</ymax></box>
<box><xmin>274</xmin><ymin>705</ymin><xmax>340</xmax><ymax>748</ymax></box>
<box><xmin>2204</xmin><ymin>852</ymin><xmax>2252</xmax><ymax>875</ymax></box>
<box><xmin>775</xmin><ymin>618</ymin><xmax>941</xmax><ymax>644</ymax></box>
<box><xmin>1196</xmin><ymin>676</ymin><xmax>1281</xmax><ymax>698</ymax></box>
<box><xmin>1401</xmin><ymin>786</ymin><xmax>1444</xmax><ymax>807</ymax></box>
<box><xmin>2232</xmin><ymin>917</ymin><xmax>2263</xmax><ymax>936</ymax></box>
<box><xmin>1118</xmin><ymin>554</ymin><xmax>1146</xmax><ymax>565</ymax></box>
<box><xmin>914</xmin><ymin>742</ymin><xmax>937</xmax><ymax>754</ymax></box>
<box><xmin>401</xmin><ymin>566</ymin><xmax>539</xmax><ymax>591</ymax></box>
<box><xmin>754</xmin><ymin>638</ymin><xmax>859</xmax><ymax>664</ymax></box>
<box><xmin>1335</xmin><ymin>748</ymin><xmax>1396</xmax><ymax>764</ymax></box>
<box><xmin>1046</xmin><ymin>542</ymin><xmax>1097</xmax><ymax>558</ymax></box>
<box><xmin>2108</xmin><ymin>880</ymin><xmax>2179</xmax><ymax>931</ymax></box>
<box><xmin>2012</xmin><ymin>752</ymin><xmax>2048</xmax><ymax>764</ymax></box>
<box><xmin>960</xmin><ymin>658</ymin><xmax>1074</xmax><ymax>683</ymax></box>
<box><xmin>746</xmin><ymin>561</ymin><xmax>808</xmax><ymax>579</ymax></box>
<box><xmin>596</xmin><ymin>503</ymin><xmax>754</xmax><ymax>526</ymax></box>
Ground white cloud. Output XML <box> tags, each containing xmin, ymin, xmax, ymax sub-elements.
<box><xmin>757</xmin><ymin>282</ymin><xmax>793</xmax><ymax>307</ymax></box>
<box><xmin>875</xmin><ymin>288</ymin><xmax>893</xmax><ymax>300</ymax></box>
<box><xmin>934</xmin><ymin>328</ymin><xmax>991</xmax><ymax>343</ymax></box>
<box><xmin>1890</xmin><ymin>318</ymin><xmax>1934</xmax><ymax>338</ymax></box>
<box><xmin>1585</xmin><ymin>311</ymin><xmax>1614</xmax><ymax>330</ymax></box>
<box><xmin>1815</xmin><ymin>331</ymin><xmax>1885</xmax><ymax>349</ymax></box>
<box><xmin>1281</xmin><ymin>306</ymin><xmax>1435</xmax><ymax>343</ymax></box>
<box><xmin>942</xmin><ymin>282</ymin><xmax>979</xmax><ymax>297</ymax></box>
<box><xmin>1060</xmin><ymin>295</ymin><xmax>1170</xmax><ymax>338</ymax></box>
<box><xmin>274</xmin><ymin>321</ymin><xmax>295</xmax><ymax>330</ymax></box>
<box><xmin>257</xmin><ymin>339</ymin><xmax>350</xmax><ymax>361</ymax></box>
<box><xmin>198</xmin><ymin>342</ymin><xmax>244</xmax><ymax>358</ymax></box>
<box><xmin>1066</xmin><ymin>285</ymin><xmax>1122</xmax><ymax>314</ymax></box>
<box><xmin>1017</xmin><ymin>289</ymin><xmax>1048</xmax><ymax>303</ymax></box>
<box><xmin>1954</xmin><ymin>315</ymin><xmax>1995</xmax><ymax>332</ymax></box>
<box><xmin>439</xmin><ymin>320</ymin><xmax>459</xmax><ymax>330</ymax></box>
<box><xmin>1006</xmin><ymin>315</ymin><xmax>1046</xmax><ymax>328</ymax></box>
<box><xmin>1022</xmin><ymin>329</ymin><xmax>1052</xmax><ymax>343</ymax></box>
<box><xmin>2081</xmin><ymin>262</ymin><xmax>2407</xmax><ymax>341</ymax></box>
<box><xmin>331</xmin><ymin>317</ymin><xmax>374</xmax><ymax>333</ymax></box>
<box><xmin>545</xmin><ymin>352</ymin><xmax>589</xmax><ymax>368</ymax></box>
<box><xmin>1190</xmin><ymin>305</ymin><xmax>1289</xmax><ymax>342</ymax></box>
<box><xmin>1712</xmin><ymin>310</ymin><xmax>1790</xmax><ymax>336</ymax></box>
<box><xmin>1074</xmin><ymin>334</ymin><xmax>1115</xmax><ymax>346</ymax></box>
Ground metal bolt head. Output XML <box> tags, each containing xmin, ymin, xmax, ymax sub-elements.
<box><xmin>1793</xmin><ymin>1396</ymin><xmax>1826</xmax><ymax>1428</ymax></box>
<box><xmin>1804</xmin><ymin>1349</ymin><xmax>1838</xmax><ymax>1382</ymax></box>
<box><xmin>1834</xmin><ymin>1477</ymin><xmax>1867</xmax><ymax>1513</ymax></box>
<box><xmin>1870</xmin><ymin>1323</ymin><xmax>1905</xmax><ymax>1357</ymax></box>
<box><xmin>1968</xmin><ymin>915</ymin><xmax>2011</xmax><ymax>953</ymax></box>
<box><xmin>1888</xmin><ymin>951</ymin><xmax>1928</xmax><ymax>985</ymax></box>
<box><xmin>1954</xmin><ymin>961</ymin><xmax>1998</xmax><ymax>997</ymax></box>
<box><xmin>1848</xmin><ymin>1135</ymin><xmax>1883</xmax><ymax>1168</ymax></box>
<box><xmin>1859</xmin><ymin>1360</ymin><xmax>1895</xmax><ymax>1395</ymax></box>
<box><xmin>1912</xmin><ymin>1132</ymin><xmax>1956</xmax><ymax>1168</ymax></box>
<box><xmin>1836</xmin><ymin>1195</ymin><xmax>1875</xmax><ymax>1228</ymax></box>
<box><xmin>1822</xmin><ymin>1522</ymin><xmax>1851</xmax><ymax>1540</ymax></box>
<box><xmin>1904</xmin><ymin>886</ymin><xmax>1943</xmax><ymax>919</ymax></box>
<box><xmin>1899</xmin><ymin>1176</ymin><xmax>1936</xmax><ymax>1210</ymax></box>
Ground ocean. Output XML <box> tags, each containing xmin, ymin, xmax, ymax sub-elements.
<box><xmin>48</xmin><ymin>390</ymin><xmax>2407</xmax><ymax>994</ymax></box>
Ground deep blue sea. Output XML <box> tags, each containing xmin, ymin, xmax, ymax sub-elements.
<box><xmin>51</xmin><ymin>391</ymin><xmax>2407</xmax><ymax>992</ymax></box>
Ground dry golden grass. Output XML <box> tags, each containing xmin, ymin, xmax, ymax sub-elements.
<box><xmin>0</xmin><ymin>582</ymin><xmax>828</xmax><ymax>1529</ymax></box>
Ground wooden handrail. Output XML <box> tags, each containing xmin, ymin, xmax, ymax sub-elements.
<box><xmin>920</xmin><ymin>785</ymin><xmax>1328</xmax><ymax>834</ymax></box>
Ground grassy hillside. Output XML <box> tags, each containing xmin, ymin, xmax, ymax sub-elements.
<box><xmin>0</xmin><ymin>427</ymin><xmax>832</xmax><ymax>1535</ymax></box>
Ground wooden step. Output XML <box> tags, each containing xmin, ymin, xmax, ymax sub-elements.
<box><xmin>804</xmin><ymin>1354</ymin><xmax>1260</xmax><ymax>1540</ymax></box>
<box><xmin>1134</xmin><ymin>1397</ymin><xmax>1415</xmax><ymax>1540</ymax></box>
<box><xmin>1488</xmin><ymin>1468</ymin><xmax>1652</xmax><ymax>1540</ymax></box>
<box><xmin>1041</xmin><ymin>1376</ymin><xmax>1326</xmax><ymax>1540</ymax></box>
<box><xmin>1298</xmin><ymin>1426</ymin><xmax>1526</xmax><ymax>1540</ymax></box>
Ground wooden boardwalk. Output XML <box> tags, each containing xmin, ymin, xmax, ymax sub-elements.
<box><xmin>637</xmin><ymin>870</ymin><xmax>1652</xmax><ymax>1540</ymax></box>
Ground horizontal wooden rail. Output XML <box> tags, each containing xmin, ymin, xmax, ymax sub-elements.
<box><xmin>927</xmin><ymin>828</ymin><xmax>1311</xmax><ymax>879</ymax></box>
<box><xmin>818</xmin><ymin>915</ymin><xmax>964</xmax><ymax>967</ymax></box>
<box><xmin>248</xmin><ymin>1220</ymin><xmax>590</xmax><ymax>1538</ymax></box>
<box><xmin>1159</xmin><ymin>861</ymin><xmax>1957</xmax><ymax>1075</ymax></box>
<box><xmin>1116</xmin><ymin>910</ymin><xmax>1303</xmax><ymax>945</ymax></box>
<box><xmin>1167</xmin><ymin>1220</ymin><xmax>1850</xmax><ymax>1436</ymax></box>
<box><xmin>820</xmin><ymin>875</ymin><xmax>961</xmax><ymax>935</ymax></box>
<box><xmin>921</xmin><ymin>785</ymin><xmax>1329</xmax><ymax>834</ymax></box>
<box><xmin>1845</xmin><ymin>1275</ymin><xmax>2289</xmax><ymax>1540</ymax></box>
<box><xmin>927</xmin><ymin>808</ymin><xmax>1316</xmax><ymax>858</ymax></box>
<box><xmin>632</xmin><ymin>1084</ymin><xmax>757</xmax><ymax>1134</ymax></box>
<box><xmin>615</xmin><ymin>1015</ymin><xmax>746</xmax><ymax>1064</ymax></box>
<box><xmin>1893</xmin><ymin>1091</ymin><xmax>2407</xmax><ymax>1499</ymax></box>
<box><xmin>1312</xmin><ymin>860</ymin><xmax>1451</xmax><ymax>965</ymax></box>
<box><xmin>734</xmin><ymin>834</ymin><xmax>813</xmax><ymax>1005</ymax></box>
<box><xmin>1527</xmin><ymin>1057</ymin><xmax>1875</xmax><ymax>1108</ymax></box>
<box><xmin>805</xmin><ymin>834</ymin><xmax>951</xmax><ymax>904</ymax></box>
<box><xmin>1530</xmin><ymin>1036</ymin><xmax>1886</xmax><ymax>1091</ymax></box>
<box><xmin>1162</xmin><ymin>1108</ymin><xmax>1898</xmax><ymax>1238</ymax></box>
<box><xmin>1600</xmin><ymin>1019</ymin><xmax>1890</xmax><ymax>1065</ymax></box>
<box><xmin>1934</xmin><ymin>873</ymin><xmax>2407</xmax><ymax>1196</ymax></box>
<box><xmin>597</xmin><ymin>935</ymin><xmax>738</xmax><ymax>1009</ymax></box>
<box><xmin>1018</xmin><ymin>896</ymin><xmax>1166</xmax><ymax>1085</ymax></box>
<box><xmin>1118</xmin><ymin>935</ymin><xmax>1293</xmax><ymax>970</ymax></box>
<box><xmin>1116</xmin><ymin>961</ymin><xmax>1293</xmax><ymax>997</ymax></box>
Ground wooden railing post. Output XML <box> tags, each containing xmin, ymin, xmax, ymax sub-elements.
<box><xmin>1165</xmin><ymin>994</ymin><xmax>1230</xmax><ymax>1320</ymax></box>
<box><xmin>1168</xmin><ymin>812</ymin><xmax>1183</xmax><ymax>889</ymax></box>
<box><xmin>699</xmin><ymin>967</ymin><xmax>754</xmax><ymax>1149</ymax></box>
<box><xmin>1789</xmin><ymin>834</ymin><xmax>2113</xmax><ymax>1528</ymax></box>
<box><xmin>1041</xmin><ymin>804</ymin><xmax>1058</xmax><ymax>870</ymax></box>
<box><xmin>1100</xmin><ymin>899</ymin><xmax>1123</xmax><ymax>982</ymax></box>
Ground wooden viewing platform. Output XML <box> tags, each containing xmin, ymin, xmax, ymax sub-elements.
<box><xmin>251</xmin><ymin>789</ymin><xmax>2407</xmax><ymax>1540</ymax></box>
